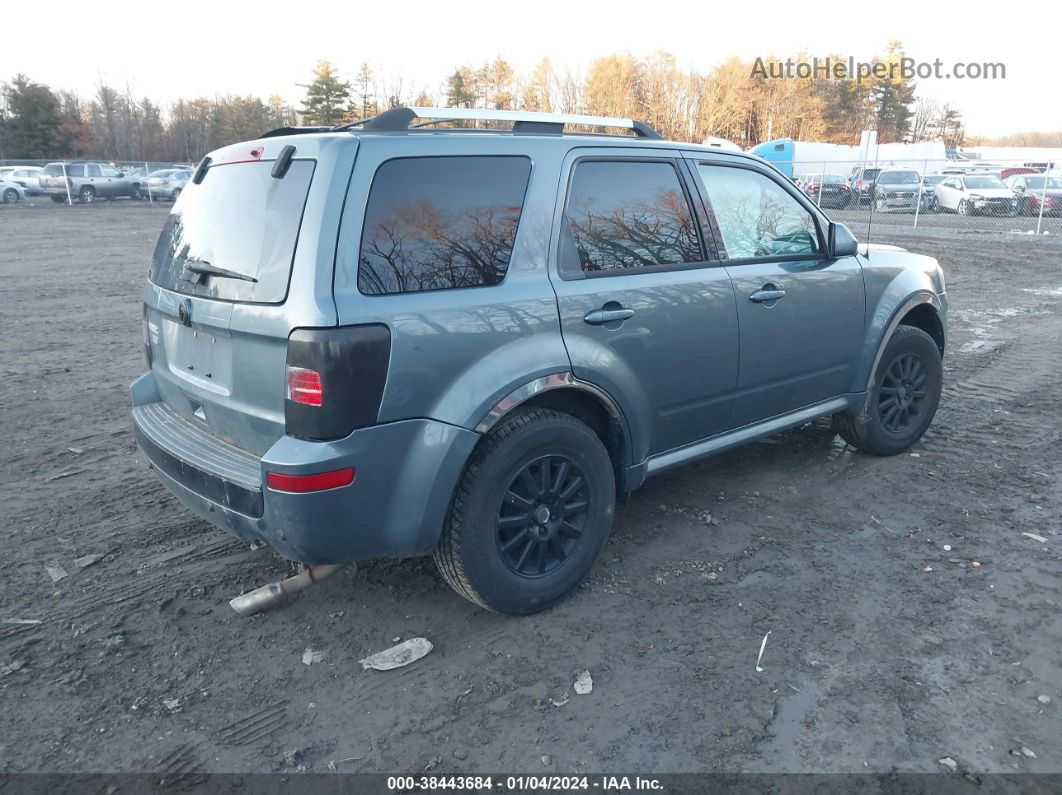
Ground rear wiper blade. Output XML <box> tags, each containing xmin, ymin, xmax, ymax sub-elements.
<box><xmin>184</xmin><ymin>261</ymin><xmax>258</xmax><ymax>283</ymax></box>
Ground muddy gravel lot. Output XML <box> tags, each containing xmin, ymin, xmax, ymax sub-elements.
<box><xmin>0</xmin><ymin>201</ymin><xmax>1059</xmax><ymax>781</ymax></box>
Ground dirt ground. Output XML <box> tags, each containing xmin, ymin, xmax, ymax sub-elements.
<box><xmin>0</xmin><ymin>201</ymin><xmax>1059</xmax><ymax>779</ymax></box>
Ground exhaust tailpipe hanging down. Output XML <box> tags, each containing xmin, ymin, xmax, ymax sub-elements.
<box><xmin>229</xmin><ymin>563</ymin><xmax>350</xmax><ymax>617</ymax></box>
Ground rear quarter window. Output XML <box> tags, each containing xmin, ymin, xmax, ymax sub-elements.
<box><xmin>356</xmin><ymin>156</ymin><xmax>532</xmax><ymax>295</ymax></box>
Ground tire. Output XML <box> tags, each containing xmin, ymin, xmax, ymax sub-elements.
<box><xmin>171</xmin><ymin>187</ymin><xmax>182</xmax><ymax>201</ymax></box>
<box><xmin>50</xmin><ymin>194</ymin><xmax>67</xmax><ymax>203</ymax></box>
<box><xmin>78</xmin><ymin>186</ymin><xmax>95</xmax><ymax>204</ymax></box>
<box><xmin>434</xmin><ymin>407</ymin><xmax>616</xmax><ymax>614</ymax></box>
<box><xmin>834</xmin><ymin>326</ymin><xmax>942</xmax><ymax>456</ymax></box>
<box><xmin>875</xmin><ymin>197</ymin><xmax>886</xmax><ymax>212</ymax></box>
<box><xmin>2</xmin><ymin>188</ymin><xmax>17</xmax><ymax>203</ymax></box>
<box><xmin>958</xmin><ymin>199</ymin><xmax>971</xmax><ymax>216</ymax></box>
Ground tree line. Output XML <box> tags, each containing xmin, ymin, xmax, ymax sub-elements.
<box><xmin>1</xmin><ymin>42</ymin><xmax>972</xmax><ymax>163</ymax></box>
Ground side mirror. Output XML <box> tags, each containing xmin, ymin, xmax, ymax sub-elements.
<box><xmin>829</xmin><ymin>222</ymin><xmax>858</xmax><ymax>258</ymax></box>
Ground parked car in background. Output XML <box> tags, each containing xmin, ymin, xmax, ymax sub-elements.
<box><xmin>871</xmin><ymin>169</ymin><xmax>926</xmax><ymax>213</ymax></box>
<box><xmin>803</xmin><ymin>175</ymin><xmax>852</xmax><ymax>208</ymax></box>
<box><xmin>849</xmin><ymin>166</ymin><xmax>882</xmax><ymax>205</ymax></box>
<box><xmin>140</xmin><ymin>169</ymin><xmax>190</xmax><ymax>201</ymax></box>
<box><xmin>0</xmin><ymin>178</ymin><xmax>27</xmax><ymax>203</ymax></box>
<box><xmin>920</xmin><ymin>175</ymin><xmax>947</xmax><ymax>212</ymax></box>
<box><xmin>0</xmin><ymin>166</ymin><xmax>43</xmax><ymax>194</ymax></box>
<box><xmin>999</xmin><ymin>166</ymin><xmax>1040</xmax><ymax>182</ymax></box>
<box><xmin>131</xmin><ymin>107</ymin><xmax>947</xmax><ymax>614</ymax></box>
<box><xmin>1004</xmin><ymin>174</ymin><xmax>1062</xmax><ymax>216</ymax></box>
<box><xmin>934</xmin><ymin>174</ymin><xmax>1018</xmax><ymax>216</ymax></box>
<box><xmin>39</xmin><ymin>161</ymin><xmax>142</xmax><ymax>203</ymax></box>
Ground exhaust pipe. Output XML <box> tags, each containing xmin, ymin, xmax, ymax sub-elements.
<box><xmin>229</xmin><ymin>563</ymin><xmax>350</xmax><ymax>617</ymax></box>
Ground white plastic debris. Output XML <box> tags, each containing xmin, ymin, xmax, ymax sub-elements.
<box><xmin>162</xmin><ymin>698</ymin><xmax>181</xmax><ymax>711</ymax></box>
<box><xmin>359</xmin><ymin>638</ymin><xmax>432</xmax><ymax>671</ymax></box>
<box><xmin>1021</xmin><ymin>532</ymin><xmax>1048</xmax><ymax>544</ymax></box>
<box><xmin>755</xmin><ymin>631</ymin><xmax>772</xmax><ymax>672</ymax></box>
<box><xmin>302</xmin><ymin>647</ymin><xmax>326</xmax><ymax>665</ymax></box>
<box><xmin>45</xmin><ymin>562</ymin><xmax>68</xmax><ymax>583</ymax></box>
<box><xmin>574</xmin><ymin>670</ymin><xmax>593</xmax><ymax>695</ymax></box>
<box><xmin>1037</xmin><ymin>695</ymin><xmax>1051</xmax><ymax>705</ymax></box>
<box><xmin>943</xmin><ymin>545</ymin><xmax>952</xmax><ymax>552</ymax></box>
<box><xmin>1020</xmin><ymin>746</ymin><xmax>1037</xmax><ymax>759</ymax></box>
<box><xmin>550</xmin><ymin>692</ymin><xmax>570</xmax><ymax>708</ymax></box>
<box><xmin>939</xmin><ymin>757</ymin><xmax>957</xmax><ymax>771</ymax></box>
<box><xmin>75</xmin><ymin>553</ymin><xmax>104</xmax><ymax>569</ymax></box>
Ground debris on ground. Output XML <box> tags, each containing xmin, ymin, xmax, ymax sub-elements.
<box><xmin>541</xmin><ymin>754</ymin><xmax>552</xmax><ymax>766</ymax></box>
<box><xmin>1020</xmin><ymin>746</ymin><xmax>1037</xmax><ymax>759</ymax></box>
<box><xmin>2</xmin><ymin>618</ymin><xmax>42</xmax><ymax>625</ymax></box>
<box><xmin>574</xmin><ymin>670</ymin><xmax>593</xmax><ymax>695</ymax></box>
<box><xmin>550</xmin><ymin>692</ymin><xmax>571</xmax><ymax>708</ymax></box>
<box><xmin>1037</xmin><ymin>695</ymin><xmax>1051</xmax><ymax>705</ymax></box>
<box><xmin>162</xmin><ymin>698</ymin><xmax>181</xmax><ymax>711</ymax></box>
<box><xmin>359</xmin><ymin>638</ymin><xmax>432</xmax><ymax>671</ymax></box>
<box><xmin>453</xmin><ymin>750</ymin><xmax>468</xmax><ymax>760</ymax></box>
<box><xmin>1</xmin><ymin>659</ymin><xmax>27</xmax><ymax>677</ymax></box>
<box><xmin>755</xmin><ymin>631</ymin><xmax>772</xmax><ymax>672</ymax></box>
<box><xmin>939</xmin><ymin>757</ymin><xmax>958</xmax><ymax>771</ymax></box>
<box><xmin>74</xmin><ymin>553</ymin><xmax>104</xmax><ymax>569</ymax></box>
<box><xmin>302</xmin><ymin>648</ymin><xmax>326</xmax><ymax>666</ymax></box>
<box><xmin>44</xmin><ymin>562</ymin><xmax>68</xmax><ymax>583</ymax></box>
<box><xmin>43</xmin><ymin>469</ymin><xmax>82</xmax><ymax>482</ymax></box>
<box><xmin>943</xmin><ymin>545</ymin><xmax>952</xmax><ymax>552</ymax></box>
<box><xmin>970</xmin><ymin>561</ymin><xmax>982</xmax><ymax>569</ymax></box>
<box><xmin>1021</xmin><ymin>532</ymin><xmax>1048</xmax><ymax>544</ymax></box>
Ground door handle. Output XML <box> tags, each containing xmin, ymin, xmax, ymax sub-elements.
<box><xmin>584</xmin><ymin>306</ymin><xmax>635</xmax><ymax>325</ymax></box>
<box><xmin>749</xmin><ymin>287</ymin><xmax>786</xmax><ymax>303</ymax></box>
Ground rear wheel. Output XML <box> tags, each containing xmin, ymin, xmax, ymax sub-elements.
<box><xmin>50</xmin><ymin>194</ymin><xmax>67</xmax><ymax>203</ymax></box>
<box><xmin>958</xmin><ymin>199</ymin><xmax>971</xmax><ymax>216</ymax></box>
<box><xmin>435</xmin><ymin>407</ymin><xmax>615</xmax><ymax>614</ymax></box>
<box><xmin>834</xmin><ymin>326</ymin><xmax>942</xmax><ymax>456</ymax></box>
<box><xmin>78</xmin><ymin>186</ymin><xmax>95</xmax><ymax>204</ymax></box>
<box><xmin>2</xmin><ymin>188</ymin><xmax>17</xmax><ymax>203</ymax></box>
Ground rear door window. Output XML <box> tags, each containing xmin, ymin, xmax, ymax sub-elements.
<box><xmin>66</xmin><ymin>165</ymin><xmax>85</xmax><ymax>177</ymax></box>
<box><xmin>561</xmin><ymin>160</ymin><xmax>702</xmax><ymax>275</ymax></box>
<box><xmin>149</xmin><ymin>159</ymin><xmax>316</xmax><ymax>303</ymax></box>
<box><xmin>357</xmin><ymin>156</ymin><xmax>532</xmax><ymax>295</ymax></box>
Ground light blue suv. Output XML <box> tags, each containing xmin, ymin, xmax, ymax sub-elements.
<box><xmin>131</xmin><ymin>108</ymin><xmax>947</xmax><ymax>614</ymax></box>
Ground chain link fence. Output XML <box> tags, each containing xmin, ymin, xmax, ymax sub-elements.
<box><xmin>771</xmin><ymin>157</ymin><xmax>1062</xmax><ymax>239</ymax></box>
<box><xmin>0</xmin><ymin>158</ymin><xmax>194</xmax><ymax>205</ymax></box>
<box><xmin>4</xmin><ymin>153</ymin><xmax>1062</xmax><ymax>242</ymax></box>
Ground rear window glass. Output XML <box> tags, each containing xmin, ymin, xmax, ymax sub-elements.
<box><xmin>43</xmin><ymin>164</ymin><xmax>65</xmax><ymax>176</ymax></box>
<box><xmin>67</xmin><ymin>165</ymin><xmax>85</xmax><ymax>177</ymax></box>
<box><xmin>149</xmin><ymin>159</ymin><xmax>315</xmax><ymax>303</ymax></box>
<box><xmin>357</xmin><ymin>156</ymin><xmax>532</xmax><ymax>295</ymax></box>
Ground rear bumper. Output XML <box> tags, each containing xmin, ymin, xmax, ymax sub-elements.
<box><xmin>130</xmin><ymin>372</ymin><xmax>479</xmax><ymax>564</ymax></box>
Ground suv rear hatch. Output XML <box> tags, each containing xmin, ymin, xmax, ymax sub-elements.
<box><xmin>144</xmin><ymin>150</ymin><xmax>319</xmax><ymax>457</ymax></box>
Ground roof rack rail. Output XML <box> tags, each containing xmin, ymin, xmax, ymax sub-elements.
<box><xmin>331</xmin><ymin>107</ymin><xmax>663</xmax><ymax>139</ymax></box>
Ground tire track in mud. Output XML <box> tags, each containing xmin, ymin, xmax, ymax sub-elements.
<box><xmin>923</xmin><ymin>307</ymin><xmax>1062</xmax><ymax>464</ymax></box>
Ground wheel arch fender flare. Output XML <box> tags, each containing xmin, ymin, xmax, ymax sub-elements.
<box><xmin>859</xmin><ymin>289</ymin><xmax>944</xmax><ymax>392</ymax></box>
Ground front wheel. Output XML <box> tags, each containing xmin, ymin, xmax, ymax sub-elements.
<box><xmin>78</xmin><ymin>186</ymin><xmax>95</xmax><ymax>204</ymax></box>
<box><xmin>2</xmin><ymin>188</ymin><xmax>18</xmax><ymax>203</ymax></box>
<box><xmin>435</xmin><ymin>407</ymin><xmax>616</xmax><ymax>614</ymax></box>
<box><xmin>833</xmin><ymin>326</ymin><xmax>943</xmax><ymax>456</ymax></box>
<box><xmin>958</xmin><ymin>199</ymin><xmax>971</xmax><ymax>216</ymax></box>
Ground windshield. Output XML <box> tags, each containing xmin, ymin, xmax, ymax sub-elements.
<box><xmin>965</xmin><ymin>176</ymin><xmax>1006</xmax><ymax>189</ymax></box>
<box><xmin>881</xmin><ymin>171</ymin><xmax>920</xmax><ymax>184</ymax></box>
<box><xmin>150</xmin><ymin>159</ymin><xmax>316</xmax><ymax>303</ymax></box>
<box><xmin>1025</xmin><ymin>177</ymin><xmax>1062</xmax><ymax>190</ymax></box>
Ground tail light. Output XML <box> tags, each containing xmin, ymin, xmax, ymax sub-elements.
<box><xmin>287</xmin><ymin>366</ymin><xmax>323</xmax><ymax>406</ymax></box>
<box><xmin>839</xmin><ymin>185</ymin><xmax>850</xmax><ymax>191</ymax></box>
<box><xmin>284</xmin><ymin>324</ymin><xmax>391</xmax><ymax>441</ymax></box>
<box><xmin>855</xmin><ymin>179</ymin><xmax>863</xmax><ymax>189</ymax></box>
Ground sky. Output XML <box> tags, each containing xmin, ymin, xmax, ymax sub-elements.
<box><xmin>2</xmin><ymin>0</ymin><xmax>1056</xmax><ymax>138</ymax></box>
